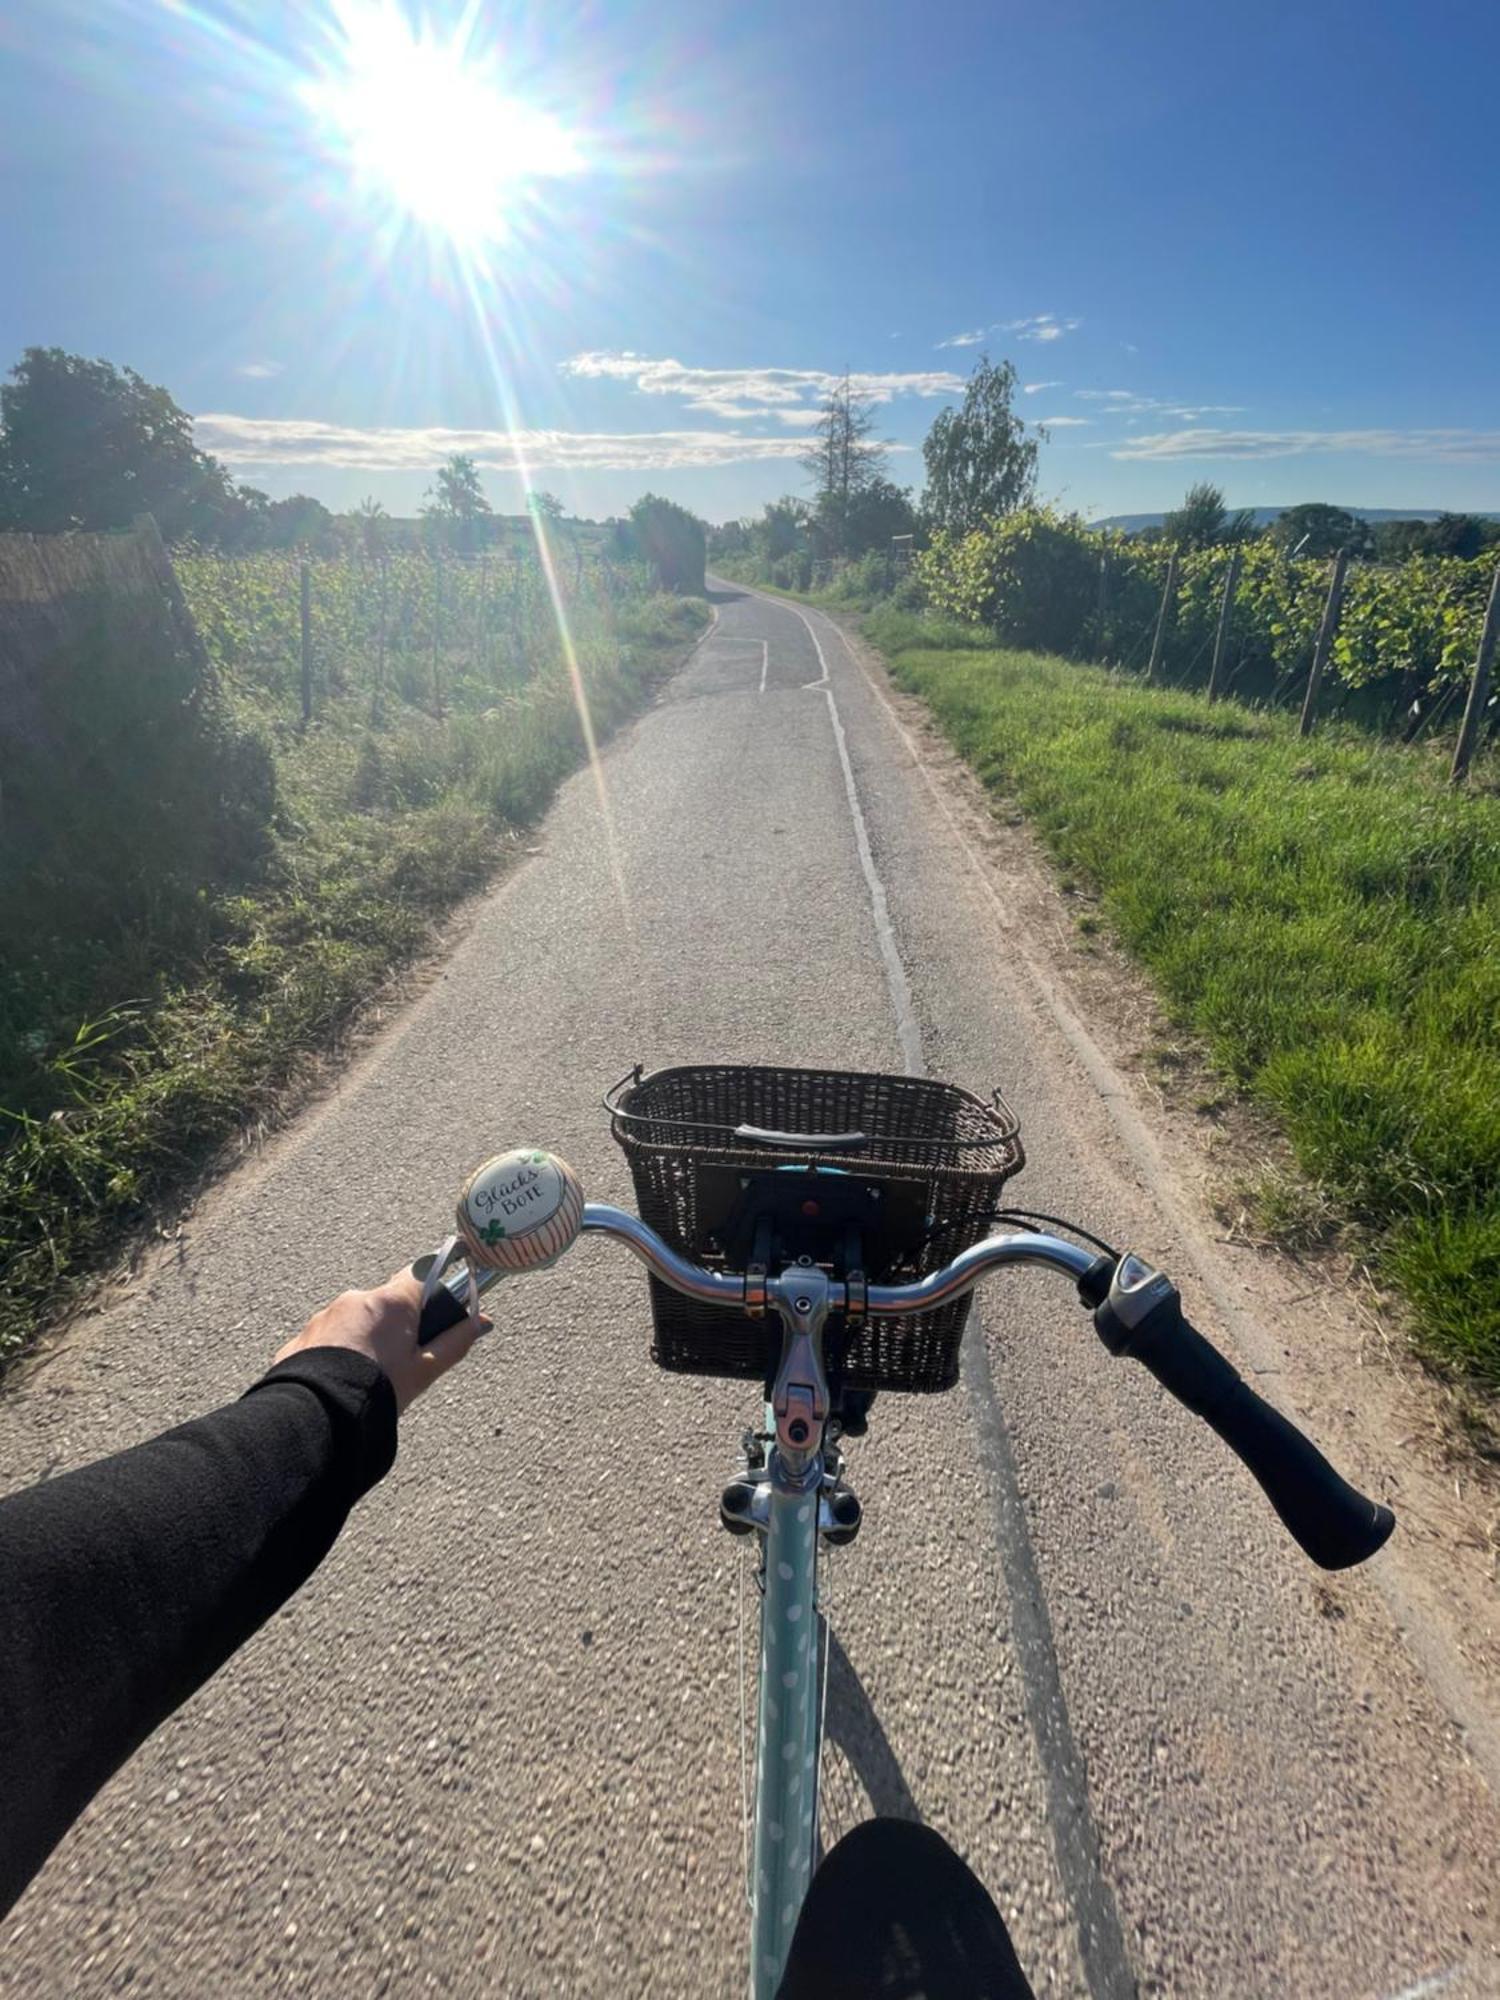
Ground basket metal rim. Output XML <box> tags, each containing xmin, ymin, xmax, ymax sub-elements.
<box><xmin>603</xmin><ymin>1061</ymin><xmax>1022</xmax><ymax>1155</ymax></box>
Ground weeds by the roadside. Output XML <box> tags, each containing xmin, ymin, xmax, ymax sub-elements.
<box><xmin>0</xmin><ymin>589</ymin><xmax>707</xmax><ymax>1372</ymax></box>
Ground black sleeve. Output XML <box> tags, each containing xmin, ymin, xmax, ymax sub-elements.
<box><xmin>0</xmin><ymin>1346</ymin><xmax>398</xmax><ymax>1918</ymax></box>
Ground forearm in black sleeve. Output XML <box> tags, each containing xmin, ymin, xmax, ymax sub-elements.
<box><xmin>0</xmin><ymin>1347</ymin><xmax>397</xmax><ymax>1917</ymax></box>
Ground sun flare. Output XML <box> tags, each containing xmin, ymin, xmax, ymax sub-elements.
<box><xmin>305</xmin><ymin>2</ymin><xmax>584</xmax><ymax>246</ymax></box>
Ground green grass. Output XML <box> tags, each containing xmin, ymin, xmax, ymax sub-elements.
<box><xmin>862</xmin><ymin>606</ymin><xmax>1500</xmax><ymax>1389</ymax></box>
<box><xmin>0</xmin><ymin>585</ymin><xmax>707</xmax><ymax>1373</ymax></box>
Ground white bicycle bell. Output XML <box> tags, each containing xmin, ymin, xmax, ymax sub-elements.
<box><xmin>419</xmin><ymin>1148</ymin><xmax>586</xmax><ymax>1322</ymax></box>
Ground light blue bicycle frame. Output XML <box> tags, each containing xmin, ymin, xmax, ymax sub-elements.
<box><xmin>746</xmin><ymin>1268</ymin><xmax>835</xmax><ymax>2000</ymax></box>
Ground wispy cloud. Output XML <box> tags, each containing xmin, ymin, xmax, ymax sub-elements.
<box><xmin>1033</xmin><ymin>416</ymin><xmax>1091</xmax><ymax>428</ymax></box>
<box><xmin>1002</xmin><ymin>314</ymin><xmax>1081</xmax><ymax>343</ymax></box>
<box><xmin>194</xmin><ymin>414</ymin><xmax>841</xmax><ymax>473</ymax></box>
<box><xmin>1076</xmin><ymin>389</ymin><xmax>1248</xmax><ymax>420</ymax></box>
<box><xmin>236</xmin><ymin>361</ymin><xmax>283</xmax><ymax>379</ymax></box>
<box><xmin>1112</xmin><ymin>427</ymin><xmax>1500</xmax><ymax>463</ymax></box>
<box><xmin>1024</xmin><ymin>380</ymin><xmax>1064</xmax><ymax>395</ymax></box>
<box><xmin>936</xmin><ymin>329</ymin><xmax>987</xmax><ymax>349</ymax></box>
<box><xmin>562</xmin><ymin>351</ymin><xmax>964</xmax><ymax>424</ymax></box>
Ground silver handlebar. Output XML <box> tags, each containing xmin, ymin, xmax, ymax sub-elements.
<box><xmin>578</xmin><ymin>1202</ymin><xmax>1097</xmax><ymax>1311</ymax></box>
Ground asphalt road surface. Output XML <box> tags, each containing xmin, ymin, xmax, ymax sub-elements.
<box><xmin>3</xmin><ymin>585</ymin><xmax>1497</xmax><ymax>1998</ymax></box>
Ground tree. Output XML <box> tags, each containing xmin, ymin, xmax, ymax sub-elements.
<box><xmin>1423</xmin><ymin>512</ymin><xmax>1500</xmax><ymax>560</ymax></box>
<box><xmin>827</xmin><ymin>477</ymin><xmax>918</xmax><ymax>558</ymax></box>
<box><xmin>422</xmin><ymin>452</ymin><xmax>493</xmax><ymax>551</ymax></box>
<box><xmin>348</xmin><ymin>495</ymin><xmax>389</xmax><ymax>557</ymax></box>
<box><xmin>802</xmin><ymin>373</ymin><xmax>888</xmax><ymax>555</ymax></box>
<box><xmin>755</xmin><ymin>496</ymin><xmax>811</xmax><ymax>563</ymax></box>
<box><xmin>626</xmin><ymin>494</ymin><xmax>706</xmax><ymax>592</ymax></box>
<box><xmin>1163</xmin><ymin>482</ymin><xmax>1255</xmax><ymax>551</ymax></box>
<box><xmin>0</xmin><ymin>346</ymin><xmax>239</xmax><ymax>540</ymax></box>
<box><xmin>263</xmin><ymin>494</ymin><xmax>337</xmax><ymax>550</ymax></box>
<box><xmin>1271</xmin><ymin>503</ymin><xmax>1371</xmax><ymax>558</ymax></box>
<box><xmin>920</xmin><ymin>354</ymin><xmax>1039</xmax><ymax>537</ymax></box>
<box><xmin>527</xmin><ymin>489</ymin><xmax>566</xmax><ymax>526</ymax></box>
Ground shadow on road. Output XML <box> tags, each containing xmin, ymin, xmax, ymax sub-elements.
<box><xmin>821</xmin><ymin>1624</ymin><xmax>922</xmax><ymax>1827</ymax></box>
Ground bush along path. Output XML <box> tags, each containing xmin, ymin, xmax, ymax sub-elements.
<box><xmin>0</xmin><ymin>563</ymin><xmax>708</xmax><ymax>1373</ymax></box>
<box><xmin>860</xmin><ymin>605</ymin><xmax>1500</xmax><ymax>1395</ymax></box>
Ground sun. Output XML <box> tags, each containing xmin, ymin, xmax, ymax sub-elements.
<box><xmin>305</xmin><ymin>3</ymin><xmax>584</xmax><ymax>247</ymax></box>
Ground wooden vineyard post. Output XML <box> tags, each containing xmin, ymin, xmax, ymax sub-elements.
<box><xmin>1298</xmin><ymin>547</ymin><xmax>1350</xmax><ymax>738</ymax></box>
<box><xmin>1451</xmin><ymin>560</ymin><xmax>1500</xmax><ymax>784</ymax></box>
<box><xmin>299</xmin><ymin>558</ymin><xmax>313</xmax><ymax>726</ymax></box>
<box><xmin>372</xmin><ymin>557</ymin><xmax>388</xmax><ymax>723</ymax></box>
<box><xmin>431</xmin><ymin>554</ymin><xmax>445</xmax><ymax>719</ymax></box>
<box><xmin>1146</xmin><ymin>550</ymin><xmax>1178</xmax><ymax>684</ymax></box>
<box><xmin>1207</xmin><ymin>548</ymin><xmax>1242</xmax><ymax>703</ymax></box>
<box><xmin>1095</xmin><ymin>550</ymin><xmax>1109</xmax><ymax>662</ymax></box>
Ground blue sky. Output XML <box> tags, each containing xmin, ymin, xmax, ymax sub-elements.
<box><xmin>3</xmin><ymin>0</ymin><xmax>1497</xmax><ymax>523</ymax></box>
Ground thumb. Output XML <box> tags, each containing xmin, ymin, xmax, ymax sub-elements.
<box><xmin>419</xmin><ymin>1309</ymin><xmax>492</xmax><ymax>1381</ymax></box>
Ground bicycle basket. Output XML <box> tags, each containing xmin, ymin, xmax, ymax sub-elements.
<box><xmin>606</xmin><ymin>1064</ymin><xmax>1025</xmax><ymax>1393</ymax></box>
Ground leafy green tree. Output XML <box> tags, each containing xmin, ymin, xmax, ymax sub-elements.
<box><xmin>1271</xmin><ymin>503</ymin><xmax>1372</xmax><ymax>558</ymax></box>
<box><xmin>756</xmin><ymin>496</ymin><xmax>811</xmax><ymax>562</ymax></box>
<box><xmin>0</xmin><ymin>346</ymin><xmax>239</xmax><ymax>539</ymax></box>
<box><xmin>626</xmin><ymin>493</ymin><xmax>707</xmax><ymax>592</ymax></box>
<box><xmin>1163</xmin><ymin>482</ymin><xmax>1254</xmax><ymax>550</ymax></box>
<box><xmin>262</xmin><ymin>494</ymin><xmax>337</xmax><ymax>550</ymax></box>
<box><xmin>920</xmin><ymin>354</ymin><xmax>1039</xmax><ymax>537</ymax></box>
<box><xmin>422</xmin><ymin>452</ymin><xmax>493</xmax><ymax>551</ymax></box>
<box><xmin>819</xmin><ymin>476</ymin><xmax>917</xmax><ymax>558</ymax></box>
<box><xmin>1423</xmin><ymin>512</ymin><xmax>1500</xmax><ymax>560</ymax></box>
<box><xmin>707</xmin><ymin>518</ymin><xmax>752</xmax><ymax>558</ymax></box>
<box><xmin>1370</xmin><ymin>514</ymin><xmax>1500</xmax><ymax>561</ymax></box>
<box><xmin>527</xmin><ymin>488</ymin><xmax>566</xmax><ymax>526</ymax></box>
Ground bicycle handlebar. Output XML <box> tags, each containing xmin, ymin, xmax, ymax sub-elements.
<box><xmin>415</xmin><ymin>1200</ymin><xmax>1394</xmax><ymax>1572</ymax></box>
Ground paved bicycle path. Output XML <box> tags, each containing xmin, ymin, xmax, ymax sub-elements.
<box><xmin>2</xmin><ymin>585</ymin><xmax>1496</xmax><ymax>1997</ymax></box>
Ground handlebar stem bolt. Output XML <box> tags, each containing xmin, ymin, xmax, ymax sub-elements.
<box><xmin>793</xmin><ymin>1295</ymin><xmax>812</xmax><ymax>1315</ymax></box>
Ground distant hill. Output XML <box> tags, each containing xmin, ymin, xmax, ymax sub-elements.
<box><xmin>1089</xmin><ymin>505</ymin><xmax>1500</xmax><ymax>533</ymax></box>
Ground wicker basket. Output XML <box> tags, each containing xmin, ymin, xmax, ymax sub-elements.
<box><xmin>607</xmin><ymin>1064</ymin><xmax>1025</xmax><ymax>1393</ymax></box>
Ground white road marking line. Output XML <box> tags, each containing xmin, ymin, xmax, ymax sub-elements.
<box><xmin>759</xmin><ymin>640</ymin><xmax>770</xmax><ymax>695</ymax></box>
<box><xmin>774</xmin><ymin>597</ymin><xmax>921</xmax><ymax>1073</ymax></box>
<box><xmin>1385</xmin><ymin>1970</ymin><xmax>1462</xmax><ymax>2000</ymax></box>
<box><xmin>759</xmin><ymin>582</ymin><xmax>1137</xmax><ymax>2000</ymax></box>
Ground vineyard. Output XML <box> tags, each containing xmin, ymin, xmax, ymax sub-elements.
<box><xmin>913</xmin><ymin>511</ymin><xmax>1499</xmax><ymax>741</ymax></box>
<box><xmin>0</xmin><ymin>541</ymin><xmax>707</xmax><ymax>1371</ymax></box>
<box><xmin>177</xmin><ymin>539</ymin><xmax>644</xmax><ymax>715</ymax></box>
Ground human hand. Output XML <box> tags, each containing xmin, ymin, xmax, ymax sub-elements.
<box><xmin>275</xmin><ymin>1267</ymin><xmax>490</xmax><ymax>1415</ymax></box>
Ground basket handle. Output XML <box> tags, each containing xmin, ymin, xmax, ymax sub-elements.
<box><xmin>732</xmin><ymin>1124</ymin><xmax>869</xmax><ymax>1152</ymax></box>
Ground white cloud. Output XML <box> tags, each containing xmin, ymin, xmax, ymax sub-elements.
<box><xmin>194</xmin><ymin>414</ymin><xmax>849</xmax><ymax>473</ymax></box>
<box><xmin>1111</xmin><ymin>427</ymin><xmax>1500</xmax><ymax>463</ymax></box>
<box><xmin>561</xmin><ymin>351</ymin><xmax>964</xmax><ymax>425</ymax></box>
<box><xmin>936</xmin><ymin>329</ymin><xmax>987</xmax><ymax>348</ymax></box>
<box><xmin>1033</xmin><ymin>416</ymin><xmax>1091</xmax><ymax>428</ymax></box>
<box><xmin>236</xmin><ymin>361</ymin><xmax>283</xmax><ymax>379</ymax></box>
<box><xmin>1075</xmin><ymin>389</ymin><xmax>1248</xmax><ymax>420</ymax></box>
<box><xmin>1024</xmin><ymin>380</ymin><xmax>1064</xmax><ymax>395</ymax></box>
<box><xmin>1002</xmin><ymin>314</ymin><xmax>1081</xmax><ymax>343</ymax></box>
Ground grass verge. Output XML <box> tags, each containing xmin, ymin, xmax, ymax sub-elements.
<box><xmin>862</xmin><ymin>604</ymin><xmax>1500</xmax><ymax>1390</ymax></box>
<box><xmin>0</xmin><ymin>591</ymin><xmax>708</xmax><ymax>1374</ymax></box>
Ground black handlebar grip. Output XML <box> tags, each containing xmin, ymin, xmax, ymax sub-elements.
<box><xmin>1097</xmin><ymin>1284</ymin><xmax>1394</xmax><ymax>1570</ymax></box>
<box><xmin>416</xmin><ymin>1274</ymin><xmax>472</xmax><ymax>1346</ymax></box>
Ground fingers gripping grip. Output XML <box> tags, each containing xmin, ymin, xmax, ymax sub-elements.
<box><xmin>1094</xmin><ymin>1259</ymin><xmax>1395</xmax><ymax>1571</ymax></box>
